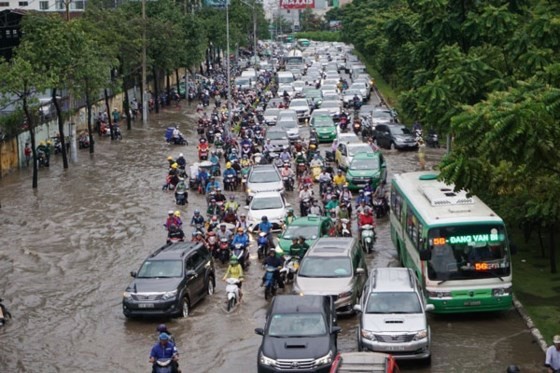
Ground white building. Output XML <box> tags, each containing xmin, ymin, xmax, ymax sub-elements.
<box><xmin>0</xmin><ymin>0</ymin><xmax>86</xmax><ymax>12</ymax></box>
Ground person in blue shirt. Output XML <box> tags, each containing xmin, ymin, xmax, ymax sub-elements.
<box><xmin>205</xmin><ymin>176</ymin><xmax>220</xmax><ymax>194</ymax></box>
<box><xmin>209</xmin><ymin>151</ymin><xmax>220</xmax><ymax>176</ymax></box>
<box><xmin>197</xmin><ymin>167</ymin><xmax>209</xmax><ymax>193</ymax></box>
<box><xmin>190</xmin><ymin>209</ymin><xmax>205</xmax><ymax>227</ymax></box>
<box><xmin>256</xmin><ymin>216</ymin><xmax>273</xmax><ymax>247</ymax></box>
<box><xmin>223</xmin><ymin>162</ymin><xmax>237</xmax><ymax>183</ymax></box>
<box><xmin>231</xmin><ymin>227</ymin><xmax>250</xmax><ymax>248</ymax></box>
<box><xmin>355</xmin><ymin>189</ymin><xmax>371</xmax><ymax>206</ymax></box>
<box><xmin>149</xmin><ymin>333</ymin><xmax>179</xmax><ymax>373</ymax></box>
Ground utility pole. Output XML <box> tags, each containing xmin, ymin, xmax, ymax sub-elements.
<box><xmin>226</xmin><ymin>1</ymin><xmax>232</xmax><ymax>125</ymax></box>
<box><xmin>253</xmin><ymin>2</ymin><xmax>257</xmax><ymax>68</ymax></box>
<box><xmin>142</xmin><ymin>0</ymin><xmax>148</xmax><ymax>124</ymax></box>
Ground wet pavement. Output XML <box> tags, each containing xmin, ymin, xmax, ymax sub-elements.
<box><xmin>0</xmin><ymin>100</ymin><xmax>546</xmax><ymax>372</ymax></box>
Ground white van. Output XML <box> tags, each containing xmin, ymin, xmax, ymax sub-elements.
<box><xmin>277</xmin><ymin>71</ymin><xmax>295</xmax><ymax>85</ymax></box>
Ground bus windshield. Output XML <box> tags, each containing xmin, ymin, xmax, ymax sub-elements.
<box><xmin>427</xmin><ymin>225</ymin><xmax>510</xmax><ymax>281</ymax></box>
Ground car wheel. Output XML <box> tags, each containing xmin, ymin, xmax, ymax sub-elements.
<box><xmin>180</xmin><ymin>296</ymin><xmax>190</xmax><ymax>318</ymax></box>
<box><xmin>423</xmin><ymin>355</ymin><xmax>432</xmax><ymax>366</ymax></box>
<box><xmin>390</xmin><ymin>141</ymin><xmax>396</xmax><ymax>150</ymax></box>
<box><xmin>207</xmin><ymin>276</ymin><xmax>215</xmax><ymax>296</ymax></box>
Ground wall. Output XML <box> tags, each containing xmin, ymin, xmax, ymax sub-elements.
<box><xmin>0</xmin><ymin>137</ymin><xmax>18</xmax><ymax>177</ymax></box>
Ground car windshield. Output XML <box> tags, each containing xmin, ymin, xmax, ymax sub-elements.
<box><xmin>426</xmin><ymin>225</ymin><xmax>510</xmax><ymax>281</ymax></box>
<box><xmin>298</xmin><ymin>257</ymin><xmax>352</xmax><ymax>278</ymax></box>
<box><xmin>390</xmin><ymin>126</ymin><xmax>411</xmax><ymax>135</ymax></box>
<box><xmin>345</xmin><ymin>89</ymin><xmax>361</xmax><ymax>96</ymax></box>
<box><xmin>373</xmin><ymin>110</ymin><xmax>393</xmax><ymax>120</ymax></box>
<box><xmin>267</xmin><ymin>131</ymin><xmax>287</xmax><ymax>141</ymax></box>
<box><xmin>235</xmin><ymin>78</ymin><xmax>250</xmax><ymax>85</ymax></box>
<box><xmin>268</xmin><ymin>313</ymin><xmax>327</xmax><ymax>337</ymax></box>
<box><xmin>348</xmin><ymin>145</ymin><xmax>373</xmax><ymax>157</ymax></box>
<box><xmin>137</xmin><ymin>260</ymin><xmax>183</xmax><ymax>278</ymax></box>
<box><xmin>321</xmin><ymin>101</ymin><xmax>339</xmax><ymax>108</ymax></box>
<box><xmin>366</xmin><ymin>292</ymin><xmax>422</xmax><ymax>314</ymax></box>
<box><xmin>278</xmin><ymin>121</ymin><xmax>297</xmax><ymax>129</ymax></box>
<box><xmin>251</xmin><ymin>196</ymin><xmax>283</xmax><ymax>210</ymax></box>
<box><xmin>282</xmin><ymin>225</ymin><xmax>319</xmax><ymax>240</ymax></box>
<box><xmin>313</xmin><ymin>117</ymin><xmax>335</xmax><ymax>127</ymax></box>
<box><xmin>350</xmin><ymin>157</ymin><xmax>379</xmax><ymax>171</ymax></box>
<box><xmin>264</xmin><ymin>109</ymin><xmax>280</xmax><ymax>117</ymax></box>
<box><xmin>290</xmin><ymin>100</ymin><xmax>308</xmax><ymax>108</ymax></box>
<box><xmin>249</xmin><ymin>170</ymin><xmax>280</xmax><ymax>183</ymax></box>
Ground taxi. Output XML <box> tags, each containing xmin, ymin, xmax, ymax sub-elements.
<box><xmin>277</xmin><ymin>215</ymin><xmax>332</xmax><ymax>253</ymax></box>
<box><xmin>310</xmin><ymin>113</ymin><xmax>337</xmax><ymax>142</ymax></box>
<box><xmin>335</xmin><ymin>142</ymin><xmax>375</xmax><ymax>170</ymax></box>
<box><xmin>346</xmin><ymin>151</ymin><xmax>386</xmax><ymax>191</ymax></box>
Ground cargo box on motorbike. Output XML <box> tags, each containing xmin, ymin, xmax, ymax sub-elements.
<box><xmin>165</xmin><ymin>127</ymin><xmax>175</xmax><ymax>141</ymax></box>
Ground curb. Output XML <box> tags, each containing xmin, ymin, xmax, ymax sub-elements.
<box><xmin>512</xmin><ymin>294</ymin><xmax>548</xmax><ymax>353</ymax></box>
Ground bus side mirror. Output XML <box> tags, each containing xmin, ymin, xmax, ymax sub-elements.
<box><xmin>419</xmin><ymin>250</ymin><xmax>431</xmax><ymax>261</ymax></box>
<box><xmin>510</xmin><ymin>243</ymin><xmax>518</xmax><ymax>255</ymax></box>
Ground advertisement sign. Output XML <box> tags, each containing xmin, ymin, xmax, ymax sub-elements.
<box><xmin>280</xmin><ymin>0</ymin><xmax>315</xmax><ymax>10</ymax></box>
<box><xmin>203</xmin><ymin>0</ymin><xmax>229</xmax><ymax>8</ymax></box>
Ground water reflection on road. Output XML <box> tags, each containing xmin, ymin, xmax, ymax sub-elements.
<box><xmin>0</xmin><ymin>102</ymin><xmax>545</xmax><ymax>372</ymax></box>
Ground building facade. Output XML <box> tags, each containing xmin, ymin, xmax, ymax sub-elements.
<box><xmin>0</xmin><ymin>0</ymin><xmax>86</xmax><ymax>12</ymax></box>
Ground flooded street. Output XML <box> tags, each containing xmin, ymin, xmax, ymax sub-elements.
<box><xmin>0</xmin><ymin>100</ymin><xmax>545</xmax><ymax>372</ymax></box>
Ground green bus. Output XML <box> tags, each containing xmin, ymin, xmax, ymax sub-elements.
<box><xmin>297</xmin><ymin>38</ymin><xmax>310</xmax><ymax>47</ymax></box>
<box><xmin>390</xmin><ymin>171</ymin><xmax>513</xmax><ymax>313</ymax></box>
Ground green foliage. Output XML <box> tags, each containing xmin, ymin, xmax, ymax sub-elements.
<box><xmin>295</xmin><ymin>31</ymin><xmax>341</xmax><ymax>42</ymax></box>
<box><xmin>0</xmin><ymin>109</ymin><xmax>24</xmax><ymax>139</ymax></box>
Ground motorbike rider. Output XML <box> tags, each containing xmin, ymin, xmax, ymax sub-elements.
<box><xmin>223</xmin><ymin>255</ymin><xmax>244</xmax><ymax>302</ymax></box>
<box><xmin>309</xmin><ymin>200</ymin><xmax>323</xmax><ymax>216</ymax></box>
<box><xmin>263</xmin><ymin>138</ymin><xmax>274</xmax><ymax>154</ymax></box>
<box><xmin>298</xmin><ymin>184</ymin><xmax>314</xmax><ymax>216</ymax></box>
<box><xmin>356</xmin><ymin>199</ymin><xmax>369</xmax><ymax>216</ymax></box>
<box><xmin>149</xmin><ymin>333</ymin><xmax>179</xmax><ymax>373</ymax></box>
<box><xmin>165</xmin><ymin>210</ymin><xmax>179</xmax><ymax>231</ymax></box>
<box><xmin>172</xmin><ymin>126</ymin><xmax>185</xmax><ymax>143</ymax></box>
<box><xmin>325</xmin><ymin>195</ymin><xmax>340</xmax><ymax>214</ymax></box>
<box><xmin>280</xmin><ymin>163</ymin><xmax>295</xmax><ymax>186</ymax></box>
<box><xmin>223</xmin><ymin>162</ymin><xmax>237</xmax><ymax>187</ymax></box>
<box><xmin>293</xmin><ymin>139</ymin><xmax>304</xmax><ymax>153</ymax></box>
<box><xmin>213</xmin><ymin>187</ymin><xmax>226</xmax><ymax>204</ymax></box>
<box><xmin>167</xmin><ymin>224</ymin><xmax>185</xmax><ymax>244</ymax></box>
<box><xmin>205</xmin><ymin>176</ymin><xmax>220</xmax><ymax>194</ymax></box>
<box><xmin>156</xmin><ymin>324</ymin><xmax>175</xmax><ymax>344</ymax></box>
<box><xmin>240</xmin><ymin>154</ymin><xmax>252</xmax><ymax>168</ymax></box>
<box><xmin>333</xmin><ymin>170</ymin><xmax>347</xmax><ymax>188</ymax></box>
<box><xmin>279</xmin><ymin>147</ymin><xmax>291</xmax><ymax>163</ymax></box>
<box><xmin>261</xmin><ymin>248</ymin><xmax>285</xmax><ymax>289</ymax></box>
<box><xmin>217</xmin><ymin>223</ymin><xmax>233</xmax><ymax>242</ymax></box>
<box><xmin>167</xmin><ymin>156</ymin><xmax>175</xmax><ymax>168</ymax></box>
<box><xmin>339</xmin><ymin>184</ymin><xmax>353</xmax><ymax>205</ymax></box>
<box><xmin>192</xmin><ymin>231</ymin><xmax>208</xmax><ymax>248</ymax></box>
<box><xmin>174</xmin><ymin>177</ymin><xmax>189</xmax><ymax>204</ymax></box>
<box><xmin>284</xmin><ymin>208</ymin><xmax>296</xmax><ymax>226</ymax></box>
<box><xmin>338</xmin><ymin>202</ymin><xmax>351</xmax><ymax>220</ymax></box>
<box><xmin>176</xmin><ymin>153</ymin><xmax>186</xmax><ymax>169</ymax></box>
<box><xmin>198</xmin><ymin>138</ymin><xmax>209</xmax><ymax>159</ymax></box>
<box><xmin>173</xmin><ymin>211</ymin><xmax>183</xmax><ymax>229</ymax></box>
<box><xmin>358</xmin><ymin>207</ymin><xmax>376</xmax><ymax>241</ymax></box>
<box><xmin>190</xmin><ymin>209</ymin><xmax>205</xmax><ymax>228</ymax></box>
<box><xmin>207</xmin><ymin>198</ymin><xmax>221</xmax><ymax>217</ymax></box>
<box><xmin>224</xmin><ymin>195</ymin><xmax>239</xmax><ymax>212</ymax></box>
<box><xmin>355</xmin><ymin>189</ymin><xmax>370</xmax><ymax>206</ymax></box>
<box><xmin>288</xmin><ymin>238</ymin><xmax>305</xmax><ymax>259</ymax></box>
<box><xmin>209</xmin><ymin>151</ymin><xmax>220</xmax><ymax>175</ymax></box>
<box><xmin>236</xmin><ymin>213</ymin><xmax>249</xmax><ymax>231</ymax></box>
<box><xmin>197</xmin><ymin>167</ymin><xmax>209</xmax><ymax>192</ymax></box>
<box><xmin>309</xmin><ymin>153</ymin><xmax>323</xmax><ymax>168</ymax></box>
<box><xmin>256</xmin><ymin>216</ymin><xmax>274</xmax><ymax>247</ymax></box>
<box><xmin>222</xmin><ymin>207</ymin><xmax>237</xmax><ymax>224</ymax></box>
<box><xmin>207</xmin><ymin>215</ymin><xmax>220</xmax><ymax>232</ymax></box>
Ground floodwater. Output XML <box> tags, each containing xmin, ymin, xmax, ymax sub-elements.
<box><xmin>0</xmin><ymin>99</ymin><xmax>546</xmax><ymax>373</ymax></box>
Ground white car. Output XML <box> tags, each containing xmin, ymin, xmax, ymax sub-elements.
<box><xmin>246</xmin><ymin>191</ymin><xmax>289</xmax><ymax>233</ymax></box>
<box><xmin>293</xmin><ymin>80</ymin><xmax>306</xmax><ymax>94</ymax></box>
<box><xmin>278</xmin><ymin>84</ymin><xmax>295</xmax><ymax>98</ymax></box>
<box><xmin>277</xmin><ymin>118</ymin><xmax>300</xmax><ymax>143</ymax></box>
<box><xmin>349</xmin><ymin>82</ymin><xmax>369</xmax><ymax>100</ymax></box>
<box><xmin>318</xmin><ymin>101</ymin><xmax>341</xmax><ymax>117</ymax></box>
<box><xmin>288</xmin><ymin>98</ymin><xmax>311</xmax><ymax>121</ymax></box>
<box><xmin>245</xmin><ymin>164</ymin><xmax>284</xmax><ymax>203</ymax></box>
<box><xmin>343</xmin><ymin>88</ymin><xmax>364</xmax><ymax>107</ymax></box>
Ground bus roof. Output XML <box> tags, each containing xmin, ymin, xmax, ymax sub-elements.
<box><xmin>287</xmin><ymin>49</ymin><xmax>303</xmax><ymax>57</ymax></box>
<box><xmin>392</xmin><ymin>171</ymin><xmax>503</xmax><ymax>226</ymax></box>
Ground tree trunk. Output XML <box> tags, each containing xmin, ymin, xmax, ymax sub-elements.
<box><xmin>104</xmin><ymin>88</ymin><xmax>114</xmax><ymax>140</ymax></box>
<box><xmin>538</xmin><ymin>225</ymin><xmax>545</xmax><ymax>258</ymax></box>
<box><xmin>166</xmin><ymin>72</ymin><xmax>171</xmax><ymax>101</ymax></box>
<box><xmin>123</xmin><ymin>79</ymin><xmax>132</xmax><ymax>131</ymax></box>
<box><xmin>550</xmin><ymin>223</ymin><xmax>558</xmax><ymax>274</ymax></box>
<box><xmin>175</xmin><ymin>69</ymin><xmax>180</xmax><ymax>95</ymax></box>
<box><xmin>22</xmin><ymin>95</ymin><xmax>38</xmax><ymax>189</ymax></box>
<box><xmin>153</xmin><ymin>66</ymin><xmax>160</xmax><ymax>113</ymax></box>
<box><xmin>52</xmin><ymin>88</ymin><xmax>69</xmax><ymax>169</ymax></box>
<box><xmin>86</xmin><ymin>95</ymin><xmax>94</xmax><ymax>154</ymax></box>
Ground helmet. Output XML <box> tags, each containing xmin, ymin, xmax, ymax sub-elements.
<box><xmin>194</xmin><ymin>209</ymin><xmax>200</xmax><ymax>214</ymax></box>
<box><xmin>230</xmin><ymin>255</ymin><xmax>238</xmax><ymax>264</ymax></box>
<box><xmin>359</xmin><ymin>189</ymin><xmax>364</xmax><ymax>194</ymax></box>
<box><xmin>159</xmin><ymin>333</ymin><xmax>170</xmax><ymax>341</ymax></box>
<box><xmin>168</xmin><ymin>210</ymin><xmax>174</xmax><ymax>215</ymax></box>
<box><xmin>171</xmin><ymin>163</ymin><xmax>178</xmax><ymax>169</ymax></box>
<box><xmin>196</xmin><ymin>231</ymin><xmax>203</xmax><ymax>236</ymax></box>
<box><xmin>167</xmin><ymin>156</ymin><xmax>173</xmax><ymax>161</ymax></box>
<box><xmin>179</xmin><ymin>153</ymin><xmax>183</xmax><ymax>157</ymax></box>
<box><xmin>156</xmin><ymin>324</ymin><xmax>168</xmax><ymax>332</ymax></box>
<box><xmin>288</xmin><ymin>208</ymin><xmax>294</xmax><ymax>213</ymax></box>
<box><xmin>226</xmin><ymin>162</ymin><xmax>232</xmax><ymax>169</ymax></box>
<box><xmin>229</xmin><ymin>195</ymin><xmax>235</xmax><ymax>200</ymax></box>
<box><xmin>211</xmin><ymin>215</ymin><xmax>218</xmax><ymax>221</ymax></box>
<box><xmin>200</xmin><ymin>138</ymin><xmax>207</xmax><ymax>143</ymax></box>
<box><xmin>191</xmin><ymin>231</ymin><xmax>197</xmax><ymax>236</ymax></box>
<box><xmin>506</xmin><ymin>366</ymin><xmax>520</xmax><ymax>373</ymax></box>
<box><xmin>174</xmin><ymin>211</ymin><xmax>180</xmax><ymax>217</ymax></box>
<box><xmin>261</xmin><ymin>216</ymin><xmax>268</xmax><ymax>221</ymax></box>
<box><xmin>268</xmin><ymin>248</ymin><xmax>276</xmax><ymax>255</ymax></box>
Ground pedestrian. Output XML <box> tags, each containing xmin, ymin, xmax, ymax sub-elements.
<box><xmin>24</xmin><ymin>142</ymin><xmax>31</xmax><ymax>167</ymax></box>
<box><xmin>545</xmin><ymin>334</ymin><xmax>560</xmax><ymax>373</ymax></box>
<box><xmin>112</xmin><ymin>108</ymin><xmax>120</xmax><ymax>124</ymax></box>
<box><xmin>418</xmin><ymin>138</ymin><xmax>426</xmax><ymax>170</ymax></box>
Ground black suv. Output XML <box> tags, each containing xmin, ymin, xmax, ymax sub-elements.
<box><xmin>122</xmin><ymin>242</ymin><xmax>215</xmax><ymax>318</ymax></box>
<box><xmin>255</xmin><ymin>295</ymin><xmax>340</xmax><ymax>373</ymax></box>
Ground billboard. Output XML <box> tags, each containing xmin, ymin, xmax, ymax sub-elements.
<box><xmin>203</xmin><ymin>0</ymin><xmax>229</xmax><ymax>8</ymax></box>
<box><xmin>280</xmin><ymin>0</ymin><xmax>315</xmax><ymax>10</ymax></box>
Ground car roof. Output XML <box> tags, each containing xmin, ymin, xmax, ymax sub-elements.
<box><xmin>271</xmin><ymin>295</ymin><xmax>328</xmax><ymax>313</ymax></box>
<box><xmin>251</xmin><ymin>191</ymin><xmax>283</xmax><ymax>198</ymax></box>
<box><xmin>289</xmin><ymin>215</ymin><xmax>329</xmax><ymax>226</ymax></box>
<box><xmin>307</xmin><ymin>237</ymin><xmax>355</xmax><ymax>257</ymax></box>
<box><xmin>149</xmin><ymin>242</ymin><xmax>203</xmax><ymax>260</ymax></box>
<box><xmin>353</xmin><ymin>152</ymin><xmax>380</xmax><ymax>160</ymax></box>
<box><xmin>369</xmin><ymin>267</ymin><xmax>415</xmax><ymax>292</ymax></box>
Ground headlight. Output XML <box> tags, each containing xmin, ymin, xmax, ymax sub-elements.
<box><xmin>246</xmin><ymin>188</ymin><xmax>252</xmax><ymax>194</ymax></box>
<box><xmin>361</xmin><ymin>329</ymin><xmax>376</xmax><ymax>341</ymax></box>
<box><xmin>162</xmin><ymin>290</ymin><xmax>178</xmax><ymax>300</ymax></box>
<box><xmin>427</xmin><ymin>291</ymin><xmax>452</xmax><ymax>298</ymax></box>
<box><xmin>338</xmin><ymin>290</ymin><xmax>353</xmax><ymax>299</ymax></box>
<box><xmin>492</xmin><ymin>286</ymin><xmax>512</xmax><ymax>297</ymax></box>
<box><xmin>259</xmin><ymin>353</ymin><xmax>276</xmax><ymax>366</ymax></box>
<box><xmin>314</xmin><ymin>351</ymin><xmax>332</xmax><ymax>366</ymax></box>
<box><xmin>413</xmin><ymin>329</ymin><xmax>428</xmax><ymax>341</ymax></box>
<box><xmin>123</xmin><ymin>291</ymin><xmax>132</xmax><ymax>299</ymax></box>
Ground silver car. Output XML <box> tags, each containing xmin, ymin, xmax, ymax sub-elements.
<box><xmin>288</xmin><ymin>98</ymin><xmax>311</xmax><ymax>121</ymax></box>
<box><xmin>354</xmin><ymin>268</ymin><xmax>434</xmax><ymax>362</ymax></box>
<box><xmin>245</xmin><ymin>164</ymin><xmax>284</xmax><ymax>203</ymax></box>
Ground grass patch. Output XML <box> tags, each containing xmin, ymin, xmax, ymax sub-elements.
<box><xmin>510</xmin><ymin>228</ymin><xmax>560</xmax><ymax>345</ymax></box>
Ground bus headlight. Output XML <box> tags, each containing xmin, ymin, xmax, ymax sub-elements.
<box><xmin>492</xmin><ymin>287</ymin><xmax>512</xmax><ymax>297</ymax></box>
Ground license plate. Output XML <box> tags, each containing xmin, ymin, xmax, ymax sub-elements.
<box><xmin>464</xmin><ymin>301</ymin><xmax>481</xmax><ymax>306</ymax></box>
<box><xmin>139</xmin><ymin>303</ymin><xmax>155</xmax><ymax>308</ymax></box>
<box><xmin>386</xmin><ymin>345</ymin><xmax>406</xmax><ymax>351</ymax></box>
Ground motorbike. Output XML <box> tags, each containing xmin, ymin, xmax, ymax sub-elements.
<box><xmin>37</xmin><ymin>150</ymin><xmax>50</xmax><ymax>167</ymax></box>
<box><xmin>282</xmin><ymin>175</ymin><xmax>295</xmax><ymax>192</ymax></box>
<box><xmin>225</xmin><ymin>278</ymin><xmax>241</xmax><ymax>312</ymax></box>
<box><xmin>339</xmin><ymin>116</ymin><xmax>349</xmax><ymax>133</ymax></box>
<box><xmin>296</xmin><ymin>162</ymin><xmax>307</xmax><ymax>178</ymax></box>
<box><xmin>53</xmin><ymin>136</ymin><xmax>70</xmax><ymax>155</ymax></box>
<box><xmin>257</xmin><ymin>232</ymin><xmax>269</xmax><ymax>260</ymax></box>
<box><xmin>372</xmin><ymin>197</ymin><xmax>388</xmax><ymax>218</ymax></box>
<box><xmin>0</xmin><ymin>298</ymin><xmax>11</xmax><ymax>326</ymax></box>
<box><xmin>224</xmin><ymin>173</ymin><xmax>237</xmax><ymax>192</ymax></box>
<box><xmin>311</xmin><ymin>164</ymin><xmax>322</xmax><ymax>182</ymax></box>
<box><xmin>340</xmin><ymin>218</ymin><xmax>352</xmax><ymax>237</ymax></box>
<box><xmin>198</xmin><ymin>146</ymin><xmax>209</xmax><ymax>161</ymax></box>
<box><xmin>263</xmin><ymin>266</ymin><xmax>279</xmax><ymax>300</ymax></box>
<box><xmin>360</xmin><ymin>224</ymin><xmax>376</xmax><ymax>254</ymax></box>
<box><xmin>164</xmin><ymin>127</ymin><xmax>188</xmax><ymax>145</ymax></box>
<box><xmin>217</xmin><ymin>238</ymin><xmax>230</xmax><ymax>264</ymax></box>
<box><xmin>280</xmin><ymin>255</ymin><xmax>299</xmax><ymax>284</ymax></box>
<box><xmin>175</xmin><ymin>189</ymin><xmax>188</xmax><ymax>205</ymax></box>
<box><xmin>241</xmin><ymin>167</ymin><xmax>250</xmax><ymax>190</ymax></box>
<box><xmin>300</xmin><ymin>197</ymin><xmax>312</xmax><ymax>217</ymax></box>
<box><xmin>426</xmin><ymin>130</ymin><xmax>439</xmax><ymax>148</ymax></box>
<box><xmin>353</xmin><ymin>120</ymin><xmax>362</xmax><ymax>135</ymax></box>
<box><xmin>78</xmin><ymin>134</ymin><xmax>90</xmax><ymax>149</ymax></box>
<box><xmin>153</xmin><ymin>358</ymin><xmax>175</xmax><ymax>373</ymax></box>
<box><xmin>207</xmin><ymin>232</ymin><xmax>218</xmax><ymax>254</ymax></box>
<box><xmin>232</xmin><ymin>243</ymin><xmax>250</xmax><ymax>270</ymax></box>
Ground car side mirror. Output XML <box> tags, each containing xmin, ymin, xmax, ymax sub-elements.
<box><xmin>244</xmin><ymin>206</ymin><xmax>250</xmax><ymax>210</ymax></box>
<box><xmin>185</xmin><ymin>269</ymin><xmax>197</xmax><ymax>278</ymax></box>
<box><xmin>381</xmin><ymin>162</ymin><xmax>386</xmax><ymax>168</ymax></box>
<box><xmin>255</xmin><ymin>328</ymin><xmax>264</xmax><ymax>336</ymax></box>
<box><xmin>353</xmin><ymin>304</ymin><xmax>362</xmax><ymax>313</ymax></box>
<box><xmin>356</xmin><ymin>268</ymin><xmax>365</xmax><ymax>275</ymax></box>
<box><xmin>419</xmin><ymin>249</ymin><xmax>432</xmax><ymax>261</ymax></box>
<box><xmin>425</xmin><ymin>304</ymin><xmax>435</xmax><ymax>312</ymax></box>
<box><xmin>510</xmin><ymin>243</ymin><xmax>518</xmax><ymax>255</ymax></box>
<box><xmin>130</xmin><ymin>271</ymin><xmax>137</xmax><ymax>278</ymax></box>
<box><xmin>332</xmin><ymin>326</ymin><xmax>342</xmax><ymax>334</ymax></box>
<box><xmin>285</xmin><ymin>203</ymin><xmax>292</xmax><ymax>207</ymax></box>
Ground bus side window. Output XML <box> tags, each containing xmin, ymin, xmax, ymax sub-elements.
<box><xmin>417</xmin><ymin>222</ymin><xmax>424</xmax><ymax>250</ymax></box>
<box><xmin>406</xmin><ymin>207</ymin><xmax>418</xmax><ymax>245</ymax></box>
